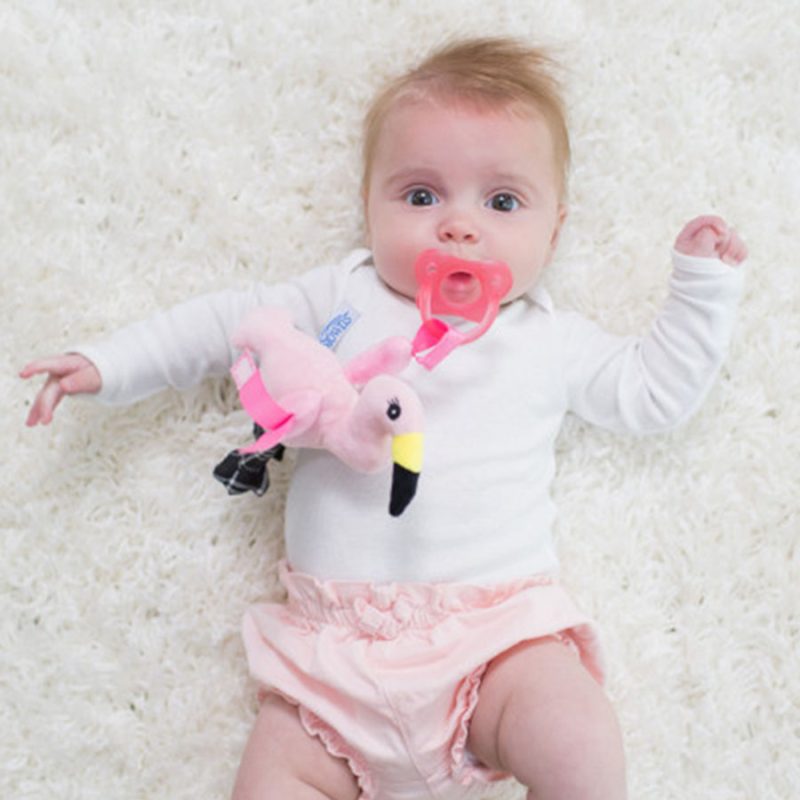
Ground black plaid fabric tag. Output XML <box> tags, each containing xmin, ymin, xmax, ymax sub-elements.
<box><xmin>213</xmin><ymin>425</ymin><xmax>285</xmax><ymax>497</ymax></box>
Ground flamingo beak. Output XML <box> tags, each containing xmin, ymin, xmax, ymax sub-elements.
<box><xmin>390</xmin><ymin>432</ymin><xmax>424</xmax><ymax>516</ymax></box>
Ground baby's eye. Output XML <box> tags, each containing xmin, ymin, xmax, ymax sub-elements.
<box><xmin>405</xmin><ymin>188</ymin><xmax>438</xmax><ymax>207</ymax></box>
<box><xmin>487</xmin><ymin>193</ymin><xmax>520</xmax><ymax>212</ymax></box>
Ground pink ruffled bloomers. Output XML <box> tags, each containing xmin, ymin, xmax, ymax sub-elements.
<box><xmin>243</xmin><ymin>562</ymin><xmax>605</xmax><ymax>800</ymax></box>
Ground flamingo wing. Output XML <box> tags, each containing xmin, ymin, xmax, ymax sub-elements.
<box><xmin>342</xmin><ymin>336</ymin><xmax>413</xmax><ymax>386</ymax></box>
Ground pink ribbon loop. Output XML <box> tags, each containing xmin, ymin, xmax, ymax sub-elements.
<box><xmin>231</xmin><ymin>350</ymin><xmax>296</xmax><ymax>452</ymax></box>
<box><xmin>411</xmin><ymin>319</ymin><xmax>462</xmax><ymax>370</ymax></box>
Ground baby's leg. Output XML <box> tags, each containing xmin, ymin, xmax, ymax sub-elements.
<box><xmin>467</xmin><ymin>637</ymin><xmax>626</xmax><ymax>800</ymax></box>
<box><xmin>231</xmin><ymin>693</ymin><xmax>360</xmax><ymax>800</ymax></box>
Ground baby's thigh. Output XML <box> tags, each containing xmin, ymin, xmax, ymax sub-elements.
<box><xmin>468</xmin><ymin>638</ymin><xmax>626</xmax><ymax>799</ymax></box>
<box><xmin>231</xmin><ymin>693</ymin><xmax>360</xmax><ymax>800</ymax></box>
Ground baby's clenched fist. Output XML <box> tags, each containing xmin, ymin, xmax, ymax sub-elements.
<box><xmin>675</xmin><ymin>215</ymin><xmax>747</xmax><ymax>266</ymax></box>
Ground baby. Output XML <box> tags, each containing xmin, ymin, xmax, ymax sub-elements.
<box><xmin>22</xmin><ymin>37</ymin><xmax>746</xmax><ymax>800</ymax></box>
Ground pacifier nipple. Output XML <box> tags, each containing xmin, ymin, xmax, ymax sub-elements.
<box><xmin>412</xmin><ymin>249</ymin><xmax>513</xmax><ymax>369</ymax></box>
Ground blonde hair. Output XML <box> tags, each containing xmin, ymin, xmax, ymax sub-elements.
<box><xmin>362</xmin><ymin>36</ymin><xmax>571</xmax><ymax>200</ymax></box>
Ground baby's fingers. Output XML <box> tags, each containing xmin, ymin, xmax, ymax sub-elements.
<box><xmin>21</xmin><ymin>356</ymin><xmax>101</xmax><ymax>426</ymax></box>
<box><xmin>679</xmin><ymin>215</ymin><xmax>727</xmax><ymax>241</ymax></box>
<box><xmin>19</xmin><ymin>354</ymin><xmax>90</xmax><ymax>380</ymax></box>
<box><xmin>719</xmin><ymin>229</ymin><xmax>748</xmax><ymax>266</ymax></box>
<box><xmin>25</xmin><ymin>377</ymin><xmax>66</xmax><ymax>427</ymax></box>
<box><xmin>63</xmin><ymin>364</ymin><xmax>100</xmax><ymax>393</ymax></box>
<box><xmin>674</xmin><ymin>215</ymin><xmax>727</xmax><ymax>257</ymax></box>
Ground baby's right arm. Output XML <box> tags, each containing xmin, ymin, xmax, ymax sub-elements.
<box><xmin>20</xmin><ymin>354</ymin><xmax>102</xmax><ymax>427</ymax></box>
<box><xmin>19</xmin><ymin>289</ymin><xmax>251</xmax><ymax>425</ymax></box>
<box><xmin>19</xmin><ymin>253</ymin><xmax>356</xmax><ymax>427</ymax></box>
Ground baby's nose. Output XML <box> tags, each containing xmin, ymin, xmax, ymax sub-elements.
<box><xmin>438</xmin><ymin>215</ymin><xmax>480</xmax><ymax>243</ymax></box>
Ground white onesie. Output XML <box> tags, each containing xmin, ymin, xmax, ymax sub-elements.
<box><xmin>76</xmin><ymin>248</ymin><xmax>743</xmax><ymax>585</ymax></box>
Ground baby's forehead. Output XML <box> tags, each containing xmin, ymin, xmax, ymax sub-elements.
<box><xmin>374</xmin><ymin>99</ymin><xmax>560</xmax><ymax>191</ymax></box>
<box><xmin>387</xmin><ymin>88</ymin><xmax>544</xmax><ymax>124</ymax></box>
<box><xmin>378</xmin><ymin>95</ymin><xmax>555</xmax><ymax>155</ymax></box>
<box><xmin>377</xmin><ymin>94</ymin><xmax>549</xmax><ymax>149</ymax></box>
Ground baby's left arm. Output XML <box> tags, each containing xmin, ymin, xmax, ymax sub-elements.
<box><xmin>561</xmin><ymin>214</ymin><xmax>746</xmax><ymax>435</ymax></box>
<box><xmin>674</xmin><ymin>215</ymin><xmax>747</xmax><ymax>266</ymax></box>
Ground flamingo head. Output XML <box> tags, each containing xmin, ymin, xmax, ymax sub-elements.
<box><xmin>348</xmin><ymin>375</ymin><xmax>424</xmax><ymax>517</ymax></box>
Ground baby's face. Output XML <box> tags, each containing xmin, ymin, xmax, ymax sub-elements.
<box><xmin>364</xmin><ymin>98</ymin><xmax>566</xmax><ymax>302</ymax></box>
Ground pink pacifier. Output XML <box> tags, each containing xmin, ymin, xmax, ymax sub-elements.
<box><xmin>412</xmin><ymin>249</ymin><xmax>513</xmax><ymax>369</ymax></box>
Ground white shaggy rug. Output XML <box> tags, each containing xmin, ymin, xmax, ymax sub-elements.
<box><xmin>3</xmin><ymin>1</ymin><xmax>798</xmax><ymax>798</ymax></box>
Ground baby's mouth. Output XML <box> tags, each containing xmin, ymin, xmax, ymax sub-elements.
<box><xmin>441</xmin><ymin>271</ymin><xmax>481</xmax><ymax>305</ymax></box>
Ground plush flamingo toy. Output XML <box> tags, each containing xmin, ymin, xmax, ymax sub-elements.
<box><xmin>214</xmin><ymin>307</ymin><xmax>424</xmax><ymax>517</ymax></box>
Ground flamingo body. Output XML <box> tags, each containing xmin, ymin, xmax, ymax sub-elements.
<box><xmin>226</xmin><ymin>307</ymin><xmax>425</xmax><ymax>515</ymax></box>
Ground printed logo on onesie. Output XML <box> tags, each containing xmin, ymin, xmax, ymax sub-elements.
<box><xmin>318</xmin><ymin>303</ymin><xmax>361</xmax><ymax>350</ymax></box>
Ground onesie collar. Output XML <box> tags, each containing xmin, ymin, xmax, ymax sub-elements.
<box><xmin>524</xmin><ymin>285</ymin><xmax>554</xmax><ymax>313</ymax></box>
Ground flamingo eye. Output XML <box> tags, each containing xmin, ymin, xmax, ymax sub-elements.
<box><xmin>387</xmin><ymin>399</ymin><xmax>401</xmax><ymax>421</ymax></box>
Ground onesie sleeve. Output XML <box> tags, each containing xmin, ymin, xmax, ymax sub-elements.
<box><xmin>72</xmin><ymin>254</ymin><xmax>358</xmax><ymax>406</ymax></box>
<box><xmin>560</xmin><ymin>250</ymin><xmax>745</xmax><ymax>435</ymax></box>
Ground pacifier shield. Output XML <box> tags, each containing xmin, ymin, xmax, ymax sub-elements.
<box><xmin>414</xmin><ymin>249</ymin><xmax>513</xmax><ymax>324</ymax></box>
<box><xmin>412</xmin><ymin>249</ymin><xmax>513</xmax><ymax>369</ymax></box>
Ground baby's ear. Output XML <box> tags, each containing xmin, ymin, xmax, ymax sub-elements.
<box><xmin>362</xmin><ymin>187</ymin><xmax>372</xmax><ymax>246</ymax></box>
<box><xmin>547</xmin><ymin>204</ymin><xmax>568</xmax><ymax>259</ymax></box>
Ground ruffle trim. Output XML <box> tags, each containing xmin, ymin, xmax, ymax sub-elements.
<box><xmin>449</xmin><ymin>664</ymin><xmax>509</xmax><ymax>788</ymax></box>
<box><xmin>297</xmin><ymin>704</ymin><xmax>375</xmax><ymax>800</ymax></box>
<box><xmin>256</xmin><ymin>689</ymin><xmax>375</xmax><ymax>799</ymax></box>
<box><xmin>280</xmin><ymin>559</ymin><xmax>557</xmax><ymax>641</ymax></box>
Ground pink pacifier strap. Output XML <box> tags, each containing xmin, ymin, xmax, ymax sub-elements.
<box><xmin>411</xmin><ymin>250</ymin><xmax>512</xmax><ymax>370</ymax></box>
<box><xmin>411</xmin><ymin>320</ymin><xmax>461</xmax><ymax>369</ymax></box>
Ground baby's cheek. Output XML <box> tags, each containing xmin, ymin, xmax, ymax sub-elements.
<box><xmin>375</xmin><ymin>252</ymin><xmax>418</xmax><ymax>298</ymax></box>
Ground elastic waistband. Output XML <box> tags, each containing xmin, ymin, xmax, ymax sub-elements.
<box><xmin>279</xmin><ymin>561</ymin><xmax>556</xmax><ymax>640</ymax></box>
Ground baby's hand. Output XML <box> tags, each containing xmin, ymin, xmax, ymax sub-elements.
<box><xmin>674</xmin><ymin>215</ymin><xmax>747</xmax><ymax>266</ymax></box>
<box><xmin>20</xmin><ymin>354</ymin><xmax>101</xmax><ymax>426</ymax></box>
